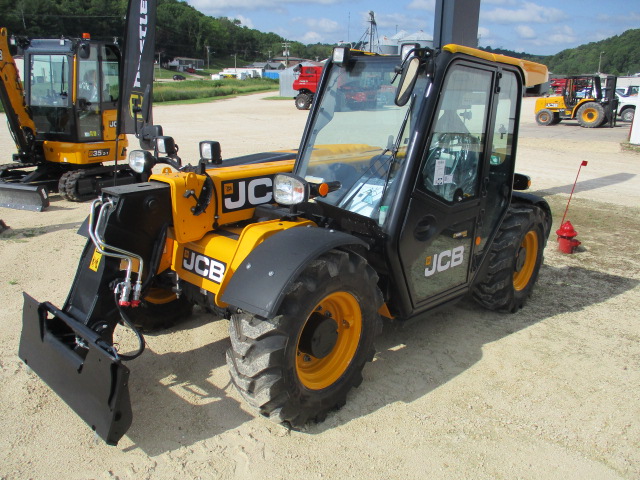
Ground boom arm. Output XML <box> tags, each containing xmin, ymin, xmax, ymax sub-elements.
<box><xmin>0</xmin><ymin>28</ymin><xmax>37</xmax><ymax>157</ymax></box>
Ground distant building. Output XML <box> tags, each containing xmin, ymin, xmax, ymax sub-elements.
<box><xmin>168</xmin><ymin>57</ymin><xmax>205</xmax><ymax>72</ymax></box>
<box><xmin>379</xmin><ymin>30</ymin><xmax>433</xmax><ymax>55</ymax></box>
<box><xmin>246</xmin><ymin>62</ymin><xmax>286</xmax><ymax>71</ymax></box>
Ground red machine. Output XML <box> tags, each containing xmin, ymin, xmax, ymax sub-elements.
<box><xmin>293</xmin><ymin>64</ymin><xmax>322</xmax><ymax>110</ymax></box>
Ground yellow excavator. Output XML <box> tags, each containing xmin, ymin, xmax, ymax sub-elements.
<box><xmin>0</xmin><ymin>28</ymin><xmax>136</xmax><ymax>211</ymax></box>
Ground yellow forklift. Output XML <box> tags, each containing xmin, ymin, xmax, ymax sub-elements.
<box><xmin>0</xmin><ymin>28</ymin><xmax>135</xmax><ymax>211</ymax></box>
<box><xmin>534</xmin><ymin>75</ymin><xmax>618</xmax><ymax>128</ymax></box>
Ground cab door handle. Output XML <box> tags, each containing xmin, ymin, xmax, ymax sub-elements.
<box><xmin>414</xmin><ymin>215</ymin><xmax>437</xmax><ymax>242</ymax></box>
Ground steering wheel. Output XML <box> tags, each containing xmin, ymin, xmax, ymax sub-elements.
<box><xmin>422</xmin><ymin>132</ymin><xmax>479</xmax><ymax>202</ymax></box>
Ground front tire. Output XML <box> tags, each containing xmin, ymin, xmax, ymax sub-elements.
<box><xmin>226</xmin><ymin>249</ymin><xmax>383</xmax><ymax>427</ymax></box>
<box><xmin>577</xmin><ymin>102</ymin><xmax>606</xmax><ymax>128</ymax></box>
<box><xmin>473</xmin><ymin>205</ymin><xmax>547</xmax><ymax>313</ymax></box>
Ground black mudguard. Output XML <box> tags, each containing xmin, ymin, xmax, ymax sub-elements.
<box><xmin>221</xmin><ymin>226</ymin><xmax>367</xmax><ymax>319</ymax></box>
<box><xmin>19</xmin><ymin>293</ymin><xmax>131</xmax><ymax>445</ymax></box>
<box><xmin>511</xmin><ymin>191</ymin><xmax>553</xmax><ymax>237</ymax></box>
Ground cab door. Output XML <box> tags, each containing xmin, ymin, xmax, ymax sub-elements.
<box><xmin>397</xmin><ymin>60</ymin><xmax>501</xmax><ymax>311</ymax></box>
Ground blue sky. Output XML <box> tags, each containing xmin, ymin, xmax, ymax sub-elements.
<box><xmin>186</xmin><ymin>0</ymin><xmax>639</xmax><ymax>55</ymax></box>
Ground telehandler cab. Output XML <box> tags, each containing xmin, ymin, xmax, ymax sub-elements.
<box><xmin>19</xmin><ymin>44</ymin><xmax>551</xmax><ymax>445</ymax></box>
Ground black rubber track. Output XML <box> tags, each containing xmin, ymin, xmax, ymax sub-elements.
<box><xmin>473</xmin><ymin>204</ymin><xmax>547</xmax><ymax>313</ymax></box>
<box><xmin>226</xmin><ymin>249</ymin><xmax>383</xmax><ymax>428</ymax></box>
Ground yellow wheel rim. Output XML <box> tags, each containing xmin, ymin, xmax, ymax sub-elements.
<box><xmin>513</xmin><ymin>230</ymin><xmax>538</xmax><ymax>291</ymax></box>
<box><xmin>581</xmin><ymin>108</ymin><xmax>597</xmax><ymax>122</ymax></box>
<box><xmin>296</xmin><ymin>291</ymin><xmax>362</xmax><ymax>390</ymax></box>
<box><xmin>143</xmin><ymin>287</ymin><xmax>178</xmax><ymax>305</ymax></box>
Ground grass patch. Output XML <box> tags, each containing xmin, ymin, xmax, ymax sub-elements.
<box><xmin>263</xmin><ymin>96</ymin><xmax>292</xmax><ymax>101</ymax></box>
<box><xmin>152</xmin><ymin>78</ymin><xmax>278</xmax><ymax>104</ymax></box>
<box><xmin>621</xmin><ymin>142</ymin><xmax>640</xmax><ymax>154</ymax></box>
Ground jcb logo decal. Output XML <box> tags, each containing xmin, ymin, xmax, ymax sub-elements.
<box><xmin>182</xmin><ymin>248</ymin><xmax>226</xmax><ymax>284</ymax></box>
<box><xmin>109</xmin><ymin>120</ymin><xmax>118</xmax><ymax>128</ymax></box>
<box><xmin>128</xmin><ymin>93</ymin><xmax>144</xmax><ymax>119</ymax></box>
<box><xmin>222</xmin><ymin>175</ymin><xmax>273</xmax><ymax>212</ymax></box>
<box><xmin>425</xmin><ymin>246</ymin><xmax>464</xmax><ymax>277</ymax></box>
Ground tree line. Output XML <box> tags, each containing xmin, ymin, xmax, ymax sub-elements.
<box><xmin>2</xmin><ymin>0</ymin><xmax>638</xmax><ymax>76</ymax></box>
<box><xmin>482</xmin><ymin>28</ymin><xmax>640</xmax><ymax>77</ymax></box>
<box><xmin>0</xmin><ymin>0</ymin><xmax>333</xmax><ymax>66</ymax></box>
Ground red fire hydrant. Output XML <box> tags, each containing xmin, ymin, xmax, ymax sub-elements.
<box><xmin>556</xmin><ymin>221</ymin><xmax>581</xmax><ymax>254</ymax></box>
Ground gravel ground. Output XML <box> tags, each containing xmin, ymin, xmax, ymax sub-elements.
<box><xmin>0</xmin><ymin>94</ymin><xmax>639</xmax><ymax>479</ymax></box>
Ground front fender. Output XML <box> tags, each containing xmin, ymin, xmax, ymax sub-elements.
<box><xmin>512</xmin><ymin>191</ymin><xmax>553</xmax><ymax>238</ymax></box>
<box><xmin>221</xmin><ymin>226</ymin><xmax>366</xmax><ymax>319</ymax></box>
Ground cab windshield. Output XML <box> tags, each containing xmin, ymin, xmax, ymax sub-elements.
<box><xmin>297</xmin><ymin>55</ymin><xmax>427</xmax><ymax>225</ymax></box>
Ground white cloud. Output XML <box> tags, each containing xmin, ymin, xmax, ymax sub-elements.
<box><xmin>303</xmin><ymin>18</ymin><xmax>340</xmax><ymax>34</ymax></box>
<box><xmin>234</xmin><ymin>15</ymin><xmax>254</xmax><ymax>29</ymax></box>
<box><xmin>299</xmin><ymin>31</ymin><xmax>323</xmax><ymax>44</ymax></box>
<box><xmin>482</xmin><ymin>1</ymin><xmax>566</xmax><ymax>24</ymax></box>
<box><xmin>547</xmin><ymin>25</ymin><xmax>577</xmax><ymax>44</ymax></box>
<box><xmin>407</xmin><ymin>0</ymin><xmax>436</xmax><ymax>11</ymax></box>
<box><xmin>515</xmin><ymin>25</ymin><xmax>536</xmax><ymax>39</ymax></box>
<box><xmin>189</xmin><ymin>0</ymin><xmax>340</xmax><ymax>15</ymax></box>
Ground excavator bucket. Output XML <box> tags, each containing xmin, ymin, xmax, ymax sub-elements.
<box><xmin>19</xmin><ymin>293</ymin><xmax>132</xmax><ymax>445</ymax></box>
<box><xmin>0</xmin><ymin>183</ymin><xmax>50</xmax><ymax>212</ymax></box>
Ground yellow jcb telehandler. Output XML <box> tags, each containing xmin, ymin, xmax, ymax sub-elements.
<box><xmin>18</xmin><ymin>44</ymin><xmax>551</xmax><ymax>445</ymax></box>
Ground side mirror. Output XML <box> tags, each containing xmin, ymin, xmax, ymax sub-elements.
<box><xmin>138</xmin><ymin>125</ymin><xmax>163</xmax><ymax>150</ymax></box>
<box><xmin>395</xmin><ymin>56</ymin><xmax>421</xmax><ymax>107</ymax></box>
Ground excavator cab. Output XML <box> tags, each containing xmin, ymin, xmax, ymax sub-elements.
<box><xmin>26</xmin><ymin>37</ymin><xmax>121</xmax><ymax>145</ymax></box>
<box><xmin>0</xmin><ymin>30</ymin><xmax>133</xmax><ymax>210</ymax></box>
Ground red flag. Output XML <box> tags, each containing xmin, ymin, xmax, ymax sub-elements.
<box><xmin>581</xmin><ymin>160</ymin><xmax>588</xmax><ymax>166</ymax></box>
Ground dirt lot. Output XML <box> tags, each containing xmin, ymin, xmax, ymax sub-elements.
<box><xmin>1</xmin><ymin>94</ymin><xmax>639</xmax><ymax>479</ymax></box>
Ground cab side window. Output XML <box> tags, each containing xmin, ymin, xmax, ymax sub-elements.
<box><xmin>420</xmin><ymin>64</ymin><xmax>492</xmax><ymax>203</ymax></box>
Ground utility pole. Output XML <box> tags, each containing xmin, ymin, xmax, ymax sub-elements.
<box><xmin>282</xmin><ymin>42</ymin><xmax>290</xmax><ymax>68</ymax></box>
<box><xmin>206</xmin><ymin>45</ymin><xmax>210</xmax><ymax>70</ymax></box>
<box><xmin>598</xmin><ymin>51</ymin><xmax>605</xmax><ymax>74</ymax></box>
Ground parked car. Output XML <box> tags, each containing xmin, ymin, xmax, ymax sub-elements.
<box><xmin>617</xmin><ymin>93</ymin><xmax>638</xmax><ymax>122</ymax></box>
<box><xmin>173</xmin><ymin>74</ymin><xmax>186</xmax><ymax>81</ymax></box>
<box><xmin>185</xmin><ymin>67</ymin><xmax>196</xmax><ymax>73</ymax></box>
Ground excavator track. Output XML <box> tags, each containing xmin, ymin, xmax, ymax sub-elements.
<box><xmin>58</xmin><ymin>165</ymin><xmax>140</xmax><ymax>202</ymax></box>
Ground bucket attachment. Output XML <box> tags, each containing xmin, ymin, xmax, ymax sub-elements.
<box><xmin>19</xmin><ymin>293</ymin><xmax>132</xmax><ymax>445</ymax></box>
<box><xmin>0</xmin><ymin>182</ymin><xmax>50</xmax><ymax>211</ymax></box>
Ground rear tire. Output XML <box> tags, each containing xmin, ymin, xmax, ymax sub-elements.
<box><xmin>577</xmin><ymin>102</ymin><xmax>606</xmax><ymax>128</ymax></box>
<box><xmin>473</xmin><ymin>205</ymin><xmax>547</xmax><ymax>313</ymax></box>
<box><xmin>535</xmin><ymin>109</ymin><xmax>554</xmax><ymax>126</ymax></box>
<box><xmin>295</xmin><ymin>93</ymin><xmax>312</xmax><ymax>110</ymax></box>
<box><xmin>125</xmin><ymin>288</ymin><xmax>193</xmax><ymax>332</ymax></box>
<box><xmin>226</xmin><ymin>249</ymin><xmax>383</xmax><ymax>428</ymax></box>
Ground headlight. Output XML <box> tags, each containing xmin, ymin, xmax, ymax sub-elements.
<box><xmin>128</xmin><ymin>149</ymin><xmax>152</xmax><ymax>174</ymax></box>
<box><xmin>200</xmin><ymin>141</ymin><xmax>222</xmax><ymax>164</ymax></box>
<box><xmin>273</xmin><ymin>173</ymin><xmax>308</xmax><ymax>205</ymax></box>
<box><xmin>332</xmin><ymin>46</ymin><xmax>350</xmax><ymax>67</ymax></box>
<box><xmin>155</xmin><ymin>136</ymin><xmax>177</xmax><ymax>156</ymax></box>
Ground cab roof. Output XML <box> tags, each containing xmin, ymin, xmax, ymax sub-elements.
<box><xmin>443</xmin><ymin>44</ymin><xmax>548</xmax><ymax>87</ymax></box>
